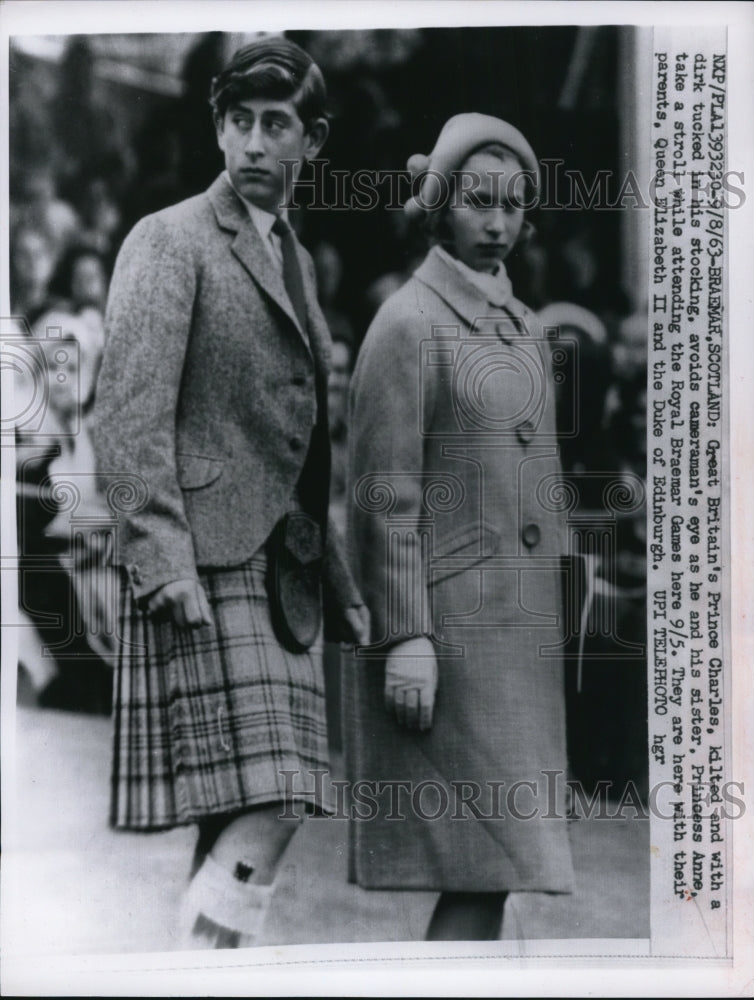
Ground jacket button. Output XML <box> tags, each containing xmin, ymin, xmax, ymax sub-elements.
<box><xmin>516</xmin><ymin>420</ymin><xmax>535</xmax><ymax>444</ymax></box>
<box><xmin>522</xmin><ymin>523</ymin><xmax>541</xmax><ymax>548</ymax></box>
<box><xmin>289</xmin><ymin>435</ymin><xmax>305</xmax><ymax>451</ymax></box>
<box><xmin>291</xmin><ymin>374</ymin><xmax>306</xmax><ymax>386</ymax></box>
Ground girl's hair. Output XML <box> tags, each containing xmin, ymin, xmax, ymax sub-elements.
<box><xmin>210</xmin><ymin>37</ymin><xmax>327</xmax><ymax>129</ymax></box>
<box><xmin>420</xmin><ymin>142</ymin><xmax>537</xmax><ymax>253</ymax></box>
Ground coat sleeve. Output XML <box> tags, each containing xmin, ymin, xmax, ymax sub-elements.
<box><xmin>346</xmin><ymin>294</ymin><xmax>438</xmax><ymax>648</ymax></box>
<box><xmin>92</xmin><ymin>213</ymin><xmax>198</xmax><ymax>601</ymax></box>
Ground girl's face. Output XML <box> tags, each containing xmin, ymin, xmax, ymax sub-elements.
<box><xmin>445</xmin><ymin>150</ymin><xmax>526</xmax><ymax>273</ymax></box>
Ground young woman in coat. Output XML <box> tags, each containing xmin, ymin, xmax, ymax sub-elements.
<box><xmin>345</xmin><ymin>114</ymin><xmax>575</xmax><ymax>940</ymax></box>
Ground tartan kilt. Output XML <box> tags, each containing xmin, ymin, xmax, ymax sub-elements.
<box><xmin>110</xmin><ymin>550</ymin><xmax>331</xmax><ymax>830</ymax></box>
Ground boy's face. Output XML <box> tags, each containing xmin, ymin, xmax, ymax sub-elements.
<box><xmin>216</xmin><ymin>97</ymin><xmax>327</xmax><ymax>213</ymax></box>
<box><xmin>446</xmin><ymin>150</ymin><xmax>526</xmax><ymax>273</ymax></box>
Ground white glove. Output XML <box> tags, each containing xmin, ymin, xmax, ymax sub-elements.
<box><xmin>384</xmin><ymin>636</ymin><xmax>438</xmax><ymax>731</ymax></box>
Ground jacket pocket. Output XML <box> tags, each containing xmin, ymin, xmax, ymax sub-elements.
<box><xmin>427</xmin><ymin>522</ymin><xmax>501</xmax><ymax>587</ymax></box>
<box><xmin>175</xmin><ymin>452</ymin><xmax>225</xmax><ymax>490</ymax></box>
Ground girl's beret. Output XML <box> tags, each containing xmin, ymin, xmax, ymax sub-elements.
<box><xmin>404</xmin><ymin>113</ymin><xmax>539</xmax><ymax>221</ymax></box>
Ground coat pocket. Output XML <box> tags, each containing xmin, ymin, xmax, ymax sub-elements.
<box><xmin>175</xmin><ymin>452</ymin><xmax>225</xmax><ymax>490</ymax></box>
<box><xmin>427</xmin><ymin>522</ymin><xmax>501</xmax><ymax>587</ymax></box>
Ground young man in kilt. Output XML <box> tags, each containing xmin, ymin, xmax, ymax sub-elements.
<box><xmin>93</xmin><ymin>37</ymin><xmax>367</xmax><ymax>949</ymax></box>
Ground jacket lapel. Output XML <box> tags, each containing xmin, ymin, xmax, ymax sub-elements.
<box><xmin>207</xmin><ymin>174</ymin><xmax>311</xmax><ymax>354</ymax></box>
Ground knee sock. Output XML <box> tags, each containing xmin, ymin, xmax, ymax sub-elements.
<box><xmin>179</xmin><ymin>853</ymin><xmax>275</xmax><ymax>949</ymax></box>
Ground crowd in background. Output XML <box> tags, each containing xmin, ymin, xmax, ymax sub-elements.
<box><xmin>10</xmin><ymin>31</ymin><xmax>648</xmax><ymax>794</ymax></box>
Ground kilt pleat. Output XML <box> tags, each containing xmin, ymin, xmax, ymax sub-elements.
<box><xmin>110</xmin><ymin>551</ymin><xmax>331</xmax><ymax>830</ymax></box>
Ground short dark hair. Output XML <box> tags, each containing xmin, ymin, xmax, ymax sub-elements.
<box><xmin>210</xmin><ymin>36</ymin><xmax>327</xmax><ymax>127</ymax></box>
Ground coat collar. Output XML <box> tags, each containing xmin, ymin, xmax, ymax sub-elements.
<box><xmin>413</xmin><ymin>245</ymin><xmax>532</xmax><ymax>343</ymax></box>
<box><xmin>207</xmin><ymin>173</ymin><xmax>329</xmax><ymax>370</ymax></box>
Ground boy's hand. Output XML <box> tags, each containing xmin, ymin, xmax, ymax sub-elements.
<box><xmin>146</xmin><ymin>579</ymin><xmax>213</xmax><ymax>629</ymax></box>
<box><xmin>384</xmin><ymin>637</ymin><xmax>438</xmax><ymax>732</ymax></box>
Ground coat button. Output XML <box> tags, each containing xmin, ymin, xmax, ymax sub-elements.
<box><xmin>289</xmin><ymin>435</ymin><xmax>305</xmax><ymax>451</ymax></box>
<box><xmin>522</xmin><ymin>523</ymin><xmax>541</xmax><ymax>548</ymax></box>
<box><xmin>516</xmin><ymin>420</ymin><xmax>535</xmax><ymax>444</ymax></box>
<box><xmin>291</xmin><ymin>374</ymin><xmax>306</xmax><ymax>386</ymax></box>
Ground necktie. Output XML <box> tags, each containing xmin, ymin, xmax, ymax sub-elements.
<box><xmin>271</xmin><ymin>216</ymin><xmax>308</xmax><ymax>331</ymax></box>
<box><xmin>272</xmin><ymin>217</ymin><xmax>327</xmax><ymax>526</ymax></box>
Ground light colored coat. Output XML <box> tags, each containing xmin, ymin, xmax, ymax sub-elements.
<box><xmin>344</xmin><ymin>246</ymin><xmax>575</xmax><ymax>892</ymax></box>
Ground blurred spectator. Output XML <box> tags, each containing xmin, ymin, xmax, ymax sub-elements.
<box><xmin>9</xmin><ymin>46</ymin><xmax>55</xmax><ymax>182</ymax></box>
<box><xmin>510</xmin><ymin>236</ymin><xmax>551</xmax><ymax>311</ymax></box>
<box><xmin>363</xmin><ymin>249</ymin><xmax>424</xmax><ymax>329</ymax></box>
<box><xmin>579</xmin><ymin>369</ymin><xmax>647</xmax><ymax>798</ymax></box>
<box><xmin>607</xmin><ymin>374</ymin><xmax>647</xmax><ymax>509</ymax></box>
<box><xmin>68</xmin><ymin>172</ymin><xmax>122</xmax><ymax>258</ymax></box>
<box><xmin>610</xmin><ymin>309</ymin><xmax>648</xmax><ymax>383</ymax></box>
<box><xmin>10</xmin><ymin>224</ymin><xmax>57</xmax><ymax>321</ymax></box>
<box><xmin>604</xmin><ymin>309</ymin><xmax>648</xmax><ymax>428</ymax></box>
<box><xmin>312</xmin><ymin>241</ymin><xmax>354</xmax><ymax>346</ymax></box>
<box><xmin>50</xmin><ymin>246</ymin><xmax>110</xmax><ymax>314</ymax></box>
<box><xmin>10</xmin><ymin>166</ymin><xmax>79</xmax><ymax>264</ymax></box>
<box><xmin>16</xmin><ymin>312</ymin><xmax>113</xmax><ymax>713</ymax></box>
<box><xmin>53</xmin><ymin>36</ymin><xmax>133</xmax><ymax>196</ymax></box>
<box><xmin>364</xmin><ymin>270</ymin><xmax>410</xmax><ymax>320</ymax></box>
<box><xmin>547</xmin><ymin>218</ymin><xmax>631</xmax><ymax>329</ymax></box>
<box><xmin>48</xmin><ymin>249</ymin><xmax>109</xmax><ymax>387</ymax></box>
<box><xmin>125</xmin><ymin>119</ymin><xmax>184</xmax><ymax>226</ymax></box>
<box><xmin>362</xmin><ymin>212</ymin><xmax>426</xmax><ymax>326</ymax></box>
<box><xmin>538</xmin><ymin>302</ymin><xmax>612</xmax><ymax>506</ymax></box>
<box><xmin>176</xmin><ymin>31</ymin><xmax>226</xmax><ymax>195</ymax></box>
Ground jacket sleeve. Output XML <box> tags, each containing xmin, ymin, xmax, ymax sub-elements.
<box><xmin>92</xmin><ymin>213</ymin><xmax>198</xmax><ymax>601</ymax></box>
<box><xmin>346</xmin><ymin>297</ymin><xmax>438</xmax><ymax>648</ymax></box>
<box><xmin>321</xmin><ymin>514</ymin><xmax>368</xmax><ymax>643</ymax></box>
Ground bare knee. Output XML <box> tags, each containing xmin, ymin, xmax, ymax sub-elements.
<box><xmin>201</xmin><ymin>803</ymin><xmax>302</xmax><ymax>884</ymax></box>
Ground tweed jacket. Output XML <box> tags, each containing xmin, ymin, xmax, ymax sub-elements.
<box><xmin>93</xmin><ymin>173</ymin><xmax>360</xmax><ymax>624</ymax></box>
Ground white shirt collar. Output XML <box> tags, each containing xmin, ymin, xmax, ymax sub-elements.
<box><xmin>222</xmin><ymin>172</ymin><xmax>310</xmax><ymax>339</ymax></box>
<box><xmin>223</xmin><ymin>171</ymin><xmax>287</xmax><ymax>259</ymax></box>
<box><xmin>436</xmin><ymin>245</ymin><xmax>513</xmax><ymax>308</ymax></box>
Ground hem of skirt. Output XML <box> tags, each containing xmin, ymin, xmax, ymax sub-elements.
<box><xmin>110</xmin><ymin>792</ymin><xmax>335</xmax><ymax>832</ymax></box>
